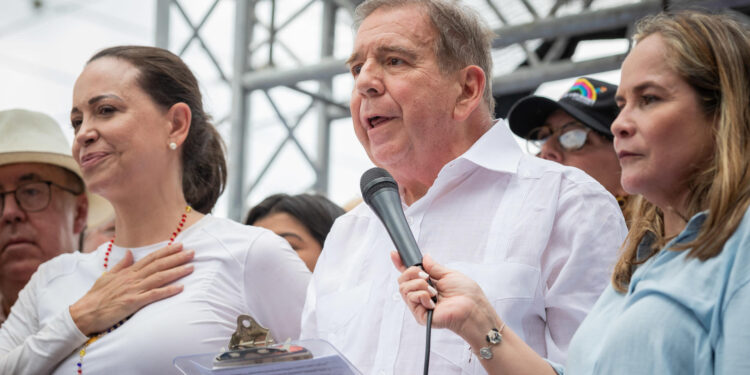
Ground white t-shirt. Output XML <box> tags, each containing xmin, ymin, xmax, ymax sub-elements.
<box><xmin>0</xmin><ymin>215</ymin><xmax>311</xmax><ymax>374</ymax></box>
<box><xmin>301</xmin><ymin>122</ymin><xmax>628</xmax><ymax>374</ymax></box>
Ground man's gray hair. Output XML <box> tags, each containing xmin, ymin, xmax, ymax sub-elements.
<box><xmin>354</xmin><ymin>0</ymin><xmax>496</xmax><ymax>115</ymax></box>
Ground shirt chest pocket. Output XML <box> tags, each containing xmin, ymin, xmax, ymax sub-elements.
<box><xmin>439</xmin><ymin>261</ymin><xmax>542</xmax><ymax>370</ymax></box>
<box><xmin>447</xmin><ymin>261</ymin><xmax>541</xmax><ymax>302</ymax></box>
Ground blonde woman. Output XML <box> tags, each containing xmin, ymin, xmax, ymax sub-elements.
<box><xmin>395</xmin><ymin>10</ymin><xmax>750</xmax><ymax>374</ymax></box>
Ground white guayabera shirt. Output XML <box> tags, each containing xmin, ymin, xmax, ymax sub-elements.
<box><xmin>301</xmin><ymin>120</ymin><xmax>628</xmax><ymax>375</ymax></box>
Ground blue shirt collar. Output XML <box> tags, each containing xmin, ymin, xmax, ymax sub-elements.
<box><xmin>636</xmin><ymin>211</ymin><xmax>708</xmax><ymax>261</ymax></box>
<box><xmin>670</xmin><ymin>211</ymin><xmax>708</xmax><ymax>246</ymax></box>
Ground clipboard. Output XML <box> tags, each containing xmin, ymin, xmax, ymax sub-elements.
<box><xmin>173</xmin><ymin>338</ymin><xmax>361</xmax><ymax>375</ymax></box>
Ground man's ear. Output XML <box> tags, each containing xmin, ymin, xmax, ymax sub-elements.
<box><xmin>453</xmin><ymin>65</ymin><xmax>486</xmax><ymax>121</ymax></box>
<box><xmin>166</xmin><ymin>102</ymin><xmax>192</xmax><ymax>147</ymax></box>
<box><xmin>73</xmin><ymin>194</ymin><xmax>88</xmax><ymax>235</ymax></box>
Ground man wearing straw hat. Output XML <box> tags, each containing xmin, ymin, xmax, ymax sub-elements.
<box><xmin>0</xmin><ymin>108</ymin><xmax>109</xmax><ymax>326</ymax></box>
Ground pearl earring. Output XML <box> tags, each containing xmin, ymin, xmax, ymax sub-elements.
<box><xmin>169</xmin><ymin>142</ymin><xmax>177</xmax><ymax>150</ymax></box>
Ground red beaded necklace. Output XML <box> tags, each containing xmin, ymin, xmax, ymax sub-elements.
<box><xmin>77</xmin><ymin>206</ymin><xmax>192</xmax><ymax>374</ymax></box>
<box><xmin>103</xmin><ymin>206</ymin><xmax>191</xmax><ymax>270</ymax></box>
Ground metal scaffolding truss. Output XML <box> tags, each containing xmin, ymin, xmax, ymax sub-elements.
<box><xmin>155</xmin><ymin>0</ymin><xmax>750</xmax><ymax>220</ymax></box>
<box><xmin>156</xmin><ymin>0</ymin><xmax>347</xmax><ymax>220</ymax></box>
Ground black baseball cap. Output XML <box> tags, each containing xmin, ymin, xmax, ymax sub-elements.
<box><xmin>507</xmin><ymin>77</ymin><xmax>619</xmax><ymax>140</ymax></box>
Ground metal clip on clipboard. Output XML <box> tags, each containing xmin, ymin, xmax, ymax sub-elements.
<box><xmin>213</xmin><ymin>315</ymin><xmax>312</xmax><ymax>368</ymax></box>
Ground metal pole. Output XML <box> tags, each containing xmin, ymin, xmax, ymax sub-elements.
<box><xmin>492</xmin><ymin>54</ymin><xmax>627</xmax><ymax>95</ymax></box>
<box><xmin>269</xmin><ymin>0</ymin><xmax>276</xmax><ymax>67</ymax></box>
<box><xmin>227</xmin><ymin>0</ymin><xmax>255</xmax><ymax>220</ymax></box>
<box><xmin>314</xmin><ymin>0</ymin><xmax>337</xmax><ymax>195</ymax></box>
<box><xmin>154</xmin><ymin>0</ymin><xmax>171</xmax><ymax>49</ymax></box>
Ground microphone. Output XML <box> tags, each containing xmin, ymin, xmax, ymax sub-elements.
<box><xmin>361</xmin><ymin>167</ymin><xmax>436</xmax><ymax>375</ymax></box>
<box><xmin>360</xmin><ymin>167</ymin><xmax>423</xmax><ymax>268</ymax></box>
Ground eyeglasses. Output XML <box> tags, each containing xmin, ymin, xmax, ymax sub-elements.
<box><xmin>0</xmin><ymin>181</ymin><xmax>82</xmax><ymax>214</ymax></box>
<box><xmin>526</xmin><ymin>122</ymin><xmax>592</xmax><ymax>155</ymax></box>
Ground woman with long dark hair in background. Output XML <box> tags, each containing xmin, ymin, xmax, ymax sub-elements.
<box><xmin>246</xmin><ymin>193</ymin><xmax>345</xmax><ymax>271</ymax></box>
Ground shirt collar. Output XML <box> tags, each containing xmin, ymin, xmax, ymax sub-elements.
<box><xmin>672</xmin><ymin>211</ymin><xmax>708</xmax><ymax>244</ymax></box>
<box><xmin>636</xmin><ymin>211</ymin><xmax>709</xmax><ymax>261</ymax></box>
<box><xmin>456</xmin><ymin>118</ymin><xmax>523</xmax><ymax>174</ymax></box>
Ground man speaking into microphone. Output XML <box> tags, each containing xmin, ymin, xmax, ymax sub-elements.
<box><xmin>300</xmin><ymin>0</ymin><xmax>627</xmax><ymax>373</ymax></box>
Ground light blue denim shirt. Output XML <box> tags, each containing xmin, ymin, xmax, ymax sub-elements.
<box><xmin>550</xmin><ymin>207</ymin><xmax>750</xmax><ymax>374</ymax></box>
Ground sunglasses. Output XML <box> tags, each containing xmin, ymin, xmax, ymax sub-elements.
<box><xmin>526</xmin><ymin>122</ymin><xmax>592</xmax><ymax>154</ymax></box>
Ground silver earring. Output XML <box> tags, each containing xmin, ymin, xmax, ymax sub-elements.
<box><xmin>169</xmin><ymin>142</ymin><xmax>177</xmax><ymax>150</ymax></box>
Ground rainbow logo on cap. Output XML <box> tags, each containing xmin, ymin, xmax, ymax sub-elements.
<box><xmin>569</xmin><ymin>78</ymin><xmax>597</xmax><ymax>101</ymax></box>
<box><xmin>562</xmin><ymin>77</ymin><xmax>607</xmax><ymax>106</ymax></box>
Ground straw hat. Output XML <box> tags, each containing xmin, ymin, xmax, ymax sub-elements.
<box><xmin>0</xmin><ymin>108</ymin><xmax>113</xmax><ymax>228</ymax></box>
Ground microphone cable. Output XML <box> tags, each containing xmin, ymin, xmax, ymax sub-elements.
<box><xmin>424</xmin><ymin>309</ymin><xmax>433</xmax><ymax>375</ymax></box>
<box><xmin>423</xmin><ymin>275</ymin><xmax>437</xmax><ymax>375</ymax></box>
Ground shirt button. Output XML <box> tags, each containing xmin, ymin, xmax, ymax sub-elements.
<box><xmin>407</xmin><ymin>216</ymin><xmax>414</xmax><ymax>225</ymax></box>
<box><xmin>392</xmin><ymin>292</ymin><xmax>400</xmax><ymax>301</ymax></box>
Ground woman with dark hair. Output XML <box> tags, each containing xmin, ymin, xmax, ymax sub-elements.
<box><xmin>395</xmin><ymin>10</ymin><xmax>750</xmax><ymax>374</ymax></box>
<box><xmin>245</xmin><ymin>194</ymin><xmax>345</xmax><ymax>271</ymax></box>
<box><xmin>0</xmin><ymin>46</ymin><xmax>310</xmax><ymax>374</ymax></box>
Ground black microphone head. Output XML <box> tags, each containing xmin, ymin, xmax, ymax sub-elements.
<box><xmin>360</xmin><ymin>167</ymin><xmax>398</xmax><ymax>206</ymax></box>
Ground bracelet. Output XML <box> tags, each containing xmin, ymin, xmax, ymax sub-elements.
<box><xmin>478</xmin><ymin>322</ymin><xmax>505</xmax><ymax>360</ymax></box>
